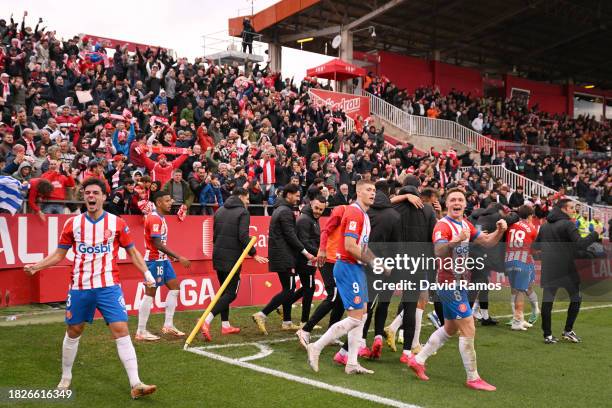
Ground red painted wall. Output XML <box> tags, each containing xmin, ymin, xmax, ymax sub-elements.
<box><xmin>505</xmin><ymin>75</ymin><xmax>568</xmax><ymax>114</ymax></box>
<box><xmin>378</xmin><ymin>51</ymin><xmax>432</xmax><ymax>94</ymax></box>
<box><xmin>377</xmin><ymin>51</ymin><xmax>483</xmax><ymax>97</ymax></box>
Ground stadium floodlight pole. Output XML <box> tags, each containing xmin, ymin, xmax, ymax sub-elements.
<box><xmin>184</xmin><ymin>236</ymin><xmax>257</xmax><ymax>349</ymax></box>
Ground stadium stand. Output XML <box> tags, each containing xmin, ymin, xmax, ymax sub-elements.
<box><xmin>0</xmin><ymin>9</ymin><xmax>609</xmax><ymax>233</ymax></box>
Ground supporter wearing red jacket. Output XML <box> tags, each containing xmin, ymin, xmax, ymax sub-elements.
<box><xmin>34</xmin><ymin>159</ymin><xmax>76</xmax><ymax>215</ymax></box>
<box><xmin>197</xmin><ymin>124</ymin><xmax>214</xmax><ymax>152</ymax></box>
<box><xmin>141</xmin><ymin>152</ymin><xmax>189</xmax><ymax>186</ymax></box>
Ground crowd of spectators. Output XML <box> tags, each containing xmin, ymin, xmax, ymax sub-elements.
<box><xmin>0</xmin><ymin>12</ymin><xmax>610</xmax><ymax>223</ymax></box>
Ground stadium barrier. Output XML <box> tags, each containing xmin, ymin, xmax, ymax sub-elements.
<box><xmin>355</xmin><ymin>88</ymin><xmax>497</xmax><ymax>155</ymax></box>
<box><xmin>495</xmin><ymin>140</ymin><xmax>610</xmax><ymax>160</ymax></box>
<box><xmin>1</xmin><ymin>215</ymin><xmax>610</xmax><ymax>314</ymax></box>
<box><xmin>460</xmin><ymin>165</ymin><xmax>609</xmax><ymax>233</ymax></box>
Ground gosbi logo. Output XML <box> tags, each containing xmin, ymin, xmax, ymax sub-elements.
<box><xmin>77</xmin><ymin>243</ymin><xmax>112</xmax><ymax>254</ymax></box>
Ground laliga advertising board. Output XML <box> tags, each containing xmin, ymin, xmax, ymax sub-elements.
<box><xmin>0</xmin><ymin>215</ymin><xmax>329</xmax><ymax>315</ymax></box>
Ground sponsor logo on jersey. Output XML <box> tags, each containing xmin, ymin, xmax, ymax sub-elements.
<box><xmin>77</xmin><ymin>243</ymin><xmax>113</xmax><ymax>254</ymax></box>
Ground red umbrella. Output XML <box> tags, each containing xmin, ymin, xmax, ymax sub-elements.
<box><xmin>306</xmin><ymin>58</ymin><xmax>366</xmax><ymax>82</ymax></box>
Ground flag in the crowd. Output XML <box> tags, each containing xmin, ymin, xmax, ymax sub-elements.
<box><xmin>0</xmin><ymin>176</ymin><xmax>24</xmax><ymax>215</ymax></box>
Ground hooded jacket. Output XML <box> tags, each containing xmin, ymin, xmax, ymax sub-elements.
<box><xmin>534</xmin><ymin>207</ymin><xmax>599</xmax><ymax>287</ymax></box>
<box><xmin>213</xmin><ymin>195</ymin><xmax>256</xmax><ymax>272</ymax></box>
<box><xmin>392</xmin><ymin>185</ymin><xmax>437</xmax><ymax>280</ymax></box>
<box><xmin>12</xmin><ymin>161</ymin><xmax>33</xmax><ymax>183</ymax></box>
<box><xmin>268</xmin><ymin>197</ymin><xmax>305</xmax><ymax>272</ymax></box>
<box><xmin>368</xmin><ymin>190</ymin><xmax>401</xmax><ymax>244</ymax></box>
<box><xmin>296</xmin><ymin>204</ymin><xmax>320</xmax><ymax>268</ymax></box>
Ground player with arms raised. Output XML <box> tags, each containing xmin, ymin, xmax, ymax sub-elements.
<box><xmin>307</xmin><ymin>179</ymin><xmax>378</xmax><ymax>375</ymax></box>
<box><xmin>407</xmin><ymin>187</ymin><xmax>507</xmax><ymax>391</ymax></box>
<box><xmin>24</xmin><ymin>178</ymin><xmax>157</xmax><ymax>399</ymax></box>
<box><xmin>136</xmin><ymin>191</ymin><xmax>191</xmax><ymax>341</ymax></box>
<box><xmin>505</xmin><ymin>205</ymin><xmax>539</xmax><ymax>331</ymax></box>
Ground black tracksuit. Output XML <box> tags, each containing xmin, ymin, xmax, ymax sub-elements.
<box><xmin>393</xmin><ymin>185</ymin><xmax>439</xmax><ymax>350</ymax></box>
<box><xmin>261</xmin><ymin>198</ymin><xmax>306</xmax><ymax>321</ymax></box>
<box><xmin>287</xmin><ymin>205</ymin><xmax>321</xmax><ymax>323</ymax></box>
<box><xmin>534</xmin><ymin>207</ymin><xmax>599</xmax><ymax>337</ymax></box>
<box><xmin>211</xmin><ymin>195</ymin><xmax>256</xmax><ymax>320</ymax></box>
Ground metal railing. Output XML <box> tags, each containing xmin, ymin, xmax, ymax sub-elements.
<box><xmin>494</xmin><ymin>140</ymin><xmax>610</xmax><ymax>160</ymax></box>
<box><xmin>459</xmin><ymin>165</ymin><xmax>607</xmax><ymax>221</ymax></box>
<box><xmin>202</xmin><ymin>30</ymin><xmax>266</xmax><ymax>57</ymax></box>
<box><xmin>355</xmin><ymin>88</ymin><xmax>497</xmax><ymax>156</ymax></box>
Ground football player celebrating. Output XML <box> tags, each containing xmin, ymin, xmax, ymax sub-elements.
<box><xmin>307</xmin><ymin>180</ymin><xmax>377</xmax><ymax>375</ymax></box>
<box><xmin>505</xmin><ymin>205</ymin><xmax>539</xmax><ymax>330</ymax></box>
<box><xmin>136</xmin><ymin>191</ymin><xmax>191</xmax><ymax>340</ymax></box>
<box><xmin>407</xmin><ymin>188</ymin><xmax>507</xmax><ymax>391</ymax></box>
<box><xmin>24</xmin><ymin>178</ymin><xmax>157</xmax><ymax>399</ymax></box>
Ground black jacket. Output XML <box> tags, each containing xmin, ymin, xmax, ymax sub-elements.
<box><xmin>469</xmin><ymin>205</ymin><xmax>519</xmax><ymax>273</ymax></box>
<box><xmin>213</xmin><ymin>195</ymin><xmax>256</xmax><ymax>272</ymax></box>
<box><xmin>296</xmin><ymin>205</ymin><xmax>320</xmax><ymax>268</ymax></box>
<box><xmin>268</xmin><ymin>197</ymin><xmax>305</xmax><ymax>272</ymax></box>
<box><xmin>534</xmin><ymin>207</ymin><xmax>598</xmax><ymax>287</ymax></box>
<box><xmin>393</xmin><ymin>186</ymin><xmax>437</xmax><ymax>244</ymax></box>
<box><xmin>368</xmin><ymin>191</ymin><xmax>401</xmax><ymax>244</ymax></box>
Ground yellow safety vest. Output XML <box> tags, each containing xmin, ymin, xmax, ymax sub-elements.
<box><xmin>576</xmin><ymin>216</ymin><xmax>590</xmax><ymax>237</ymax></box>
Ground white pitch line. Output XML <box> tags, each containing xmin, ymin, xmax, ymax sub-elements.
<box><xmin>238</xmin><ymin>344</ymin><xmax>273</xmax><ymax>362</ymax></box>
<box><xmin>198</xmin><ymin>303</ymin><xmax>612</xmax><ymax>351</ymax></box>
<box><xmin>186</xmin><ymin>346</ymin><xmax>423</xmax><ymax>408</ymax></box>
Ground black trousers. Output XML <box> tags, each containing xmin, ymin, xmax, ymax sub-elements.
<box><xmin>261</xmin><ymin>270</ymin><xmax>296</xmax><ymax>321</ymax></box>
<box><xmin>242</xmin><ymin>42</ymin><xmax>253</xmax><ymax>54</ymax></box>
<box><xmin>287</xmin><ymin>265</ymin><xmax>316</xmax><ymax>323</ymax></box>
<box><xmin>303</xmin><ymin>262</ymin><xmax>344</xmax><ymax>332</ymax></box>
<box><xmin>210</xmin><ymin>269</ymin><xmax>241</xmax><ymax>321</ymax></box>
<box><xmin>541</xmin><ymin>283</ymin><xmax>582</xmax><ymax>338</ymax></box>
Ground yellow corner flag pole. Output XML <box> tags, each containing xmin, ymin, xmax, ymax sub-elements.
<box><xmin>184</xmin><ymin>236</ymin><xmax>257</xmax><ymax>349</ymax></box>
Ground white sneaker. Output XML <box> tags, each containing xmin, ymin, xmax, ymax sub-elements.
<box><xmin>57</xmin><ymin>378</ymin><xmax>71</xmax><ymax>391</ymax></box>
<box><xmin>522</xmin><ymin>320</ymin><xmax>533</xmax><ymax>329</ymax></box>
<box><xmin>296</xmin><ymin>329</ymin><xmax>310</xmax><ymax>349</ymax></box>
<box><xmin>345</xmin><ymin>363</ymin><xmax>374</xmax><ymax>374</ymax></box>
<box><xmin>473</xmin><ymin>308</ymin><xmax>483</xmax><ymax>320</ymax></box>
<box><xmin>135</xmin><ymin>330</ymin><xmax>161</xmax><ymax>341</ymax></box>
<box><xmin>307</xmin><ymin>344</ymin><xmax>320</xmax><ymax>372</ymax></box>
<box><xmin>511</xmin><ymin>320</ymin><xmax>527</xmax><ymax>331</ymax></box>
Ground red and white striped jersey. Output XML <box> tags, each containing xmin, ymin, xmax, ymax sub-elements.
<box><xmin>259</xmin><ymin>158</ymin><xmax>276</xmax><ymax>185</ymax></box>
<box><xmin>505</xmin><ymin>221</ymin><xmax>537</xmax><ymax>264</ymax></box>
<box><xmin>58</xmin><ymin>212</ymin><xmax>134</xmax><ymax>290</ymax></box>
<box><xmin>143</xmin><ymin>211</ymin><xmax>168</xmax><ymax>261</ymax></box>
<box><xmin>432</xmin><ymin>216</ymin><xmax>480</xmax><ymax>283</ymax></box>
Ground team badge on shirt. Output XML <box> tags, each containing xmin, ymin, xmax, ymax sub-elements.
<box><xmin>104</xmin><ymin>229</ymin><xmax>113</xmax><ymax>239</ymax></box>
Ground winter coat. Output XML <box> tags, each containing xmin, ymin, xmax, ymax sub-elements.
<box><xmin>295</xmin><ymin>205</ymin><xmax>320</xmax><ymax>268</ymax></box>
<box><xmin>213</xmin><ymin>195</ymin><xmax>256</xmax><ymax>272</ymax></box>
<box><xmin>534</xmin><ymin>207</ymin><xmax>599</xmax><ymax>287</ymax></box>
<box><xmin>268</xmin><ymin>197</ymin><xmax>305</xmax><ymax>272</ymax></box>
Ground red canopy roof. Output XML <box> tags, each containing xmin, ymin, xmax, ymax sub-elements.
<box><xmin>306</xmin><ymin>58</ymin><xmax>366</xmax><ymax>81</ymax></box>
